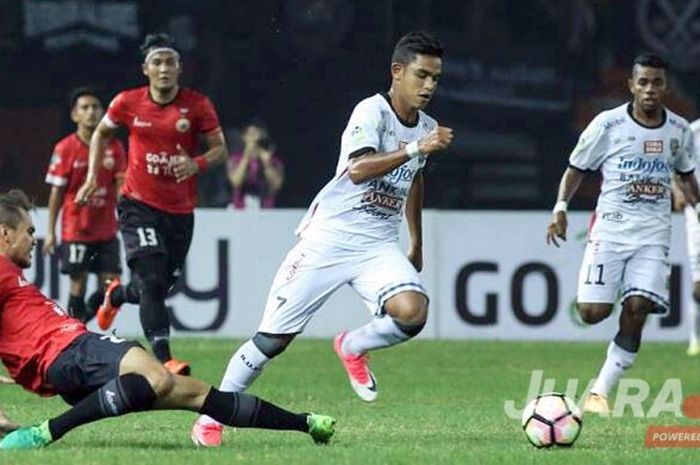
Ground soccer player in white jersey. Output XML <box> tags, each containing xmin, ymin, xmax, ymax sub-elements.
<box><xmin>546</xmin><ymin>54</ymin><xmax>700</xmax><ymax>414</ymax></box>
<box><xmin>672</xmin><ymin>119</ymin><xmax>700</xmax><ymax>356</ymax></box>
<box><xmin>191</xmin><ymin>31</ymin><xmax>454</xmax><ymax>446</ymax></box>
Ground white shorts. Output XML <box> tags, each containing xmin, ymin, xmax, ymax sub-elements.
<box><xmin>577</xmin><ymin>240</ymin><xmax>670</xmax><ymax>313</ymax></box>
<box><xmin>684</xmin><ymin>206</ymin><xmax>700</xmax><ymax>282</ymax></box>
<box><xmin>257</xmin><ymin>239</ymin><xmax>427</xmax><ymax>334</ymax></box>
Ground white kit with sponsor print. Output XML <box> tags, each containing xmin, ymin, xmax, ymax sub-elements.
<box><xmin>296</xmin><ymin>93</ymin><xmax>438</xmax><ymax>249</ymax></box>
<box><xmin>570</xmin><ymin>103</ymin><xmax>695</xmax><ymax>246</ymax></box>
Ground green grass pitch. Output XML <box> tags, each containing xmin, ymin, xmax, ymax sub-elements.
<box><xmin>1</xmin><ymin>338</ymin><xmax>699</xmax><ymax>464</ymax></box>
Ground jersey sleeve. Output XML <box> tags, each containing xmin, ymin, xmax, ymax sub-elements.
<box><xmin>44</xmin><ymin>142</ymin><xmax>71</xmax><ymax>187</ymax></box>
<box><xmin>568</xmin><ymin>115</ymin><xmax>608</xmax><ymax>171</ymax></box>
<box><xmin>675</xmin><ymin>125</ymin><xmax>696</xmax><ymax>174</ymax></box>
<box><xmin>197</xmin><ymin>96</ymin><xmax>222</xmax><ymax>135</ymax></box>
<box><xmin>341</xmin><ymin>100</ymin><xmax>382</xmax><ymax>159</ymax></box>
<box><xmin>104</xmin><ymin>92</ymin><xmax>128</xmax><ymax>128</ymax></box>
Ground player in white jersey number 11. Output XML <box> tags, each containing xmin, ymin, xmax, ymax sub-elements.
<box><xmin>547</xmin><ymin>54</ymin><xmax>700</xmax><ymax>415</ymax></box>
<box><xmin>190</xmin><ymin>31</ymin><xmax>453</xmax><ymax>447</ymax></box>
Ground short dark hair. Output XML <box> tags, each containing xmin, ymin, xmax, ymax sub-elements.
<box><xmin>140</xmin><ymin>33</ymin><xmax>179</xmax><ymax>58</ymax></box>
<box><xmin>633</xmin><ymin>53</ymin><xmax>669</xmax><ymax>72</ymax></box>
<box><xmin>391</xmin><ymin>31</ymin><xmax>443</xmax><ymax>65</ymax></box>
<box><xmin>0</xmin><ymin>190</ymin><xmax>33</xmax><ymax>229</ymax></box>
<box><xmin>69</xmin><ymin>87</ymin><xmax>100</xmax><ymax>109</ymax></box>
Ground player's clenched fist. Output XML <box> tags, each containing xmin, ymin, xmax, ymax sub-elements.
<box><xmin>418</xmin><ymin>126</ymin><xmax>453</xmax><ymax>155</ymax></box>
<box><xmin>546</xmin><ymin>211</ymin><xmax>568</xmax><ymax>248</ymax></box>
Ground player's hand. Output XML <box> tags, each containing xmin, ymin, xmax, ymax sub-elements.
<box><xmin>0</xmin><ymin>409</ymin><xmax>19</xmax><ymax>438</ymax></box>
<box><xmin>42</xmin><ymin>233</ymin><xmax>56</xmax><ymax>256</ymax></box>
<box><xmin>75</xmin><ymin>177</ymin><xmax>97</xmax><ymax>205</ymax></box>
<box><xmin>407</xmin><ymin>244</ymin><xmax>423</xmax><ymax>272</ymax></box>
<box><xmin>259</xmin><ymin>149</ymin><xmax>273</xmax><ymax>165</ymax></box>
<box><xmin>417</xmin><ymin>126</ymin><xmax>454</xmax><ymax>156</ymax></box>
<box><xmin>0</xmin><ymin>375</ymin><xmax>14</xmax><ymax>385</ymax></box>
<box><xmin>546</xmin><ymin>211</ymin><xmax>568</xmax><ymax>248</ymax></box>
<box><xmin>173</xmin><ymin>145</ymin><xmax>199</xmax><ymax>183</ymax></box>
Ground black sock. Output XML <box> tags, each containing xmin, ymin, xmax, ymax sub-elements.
<box><xmin>199</xmin><ymin>388</ymin><xmax>308</xmax><ymax>433</ymax></box>
<box><xmin>110</xmin><ymin>282</ymin><xmax>141</xmax><ymax>307</ymax></box>
<box><xmin>614</xmin><ymin>331</ymin><xmax>641</xmax><ymax>353</ymax></box>
<box><xmin>84</xmin><ymin>291</ymin><xmax>104</xmax><ymax>322</ymax></box>
<box><xmin>67</xmin><ymin>295</ymin><xmax>87</xmax><ymax>322</ymax></box>
<box><xmin>48</xmin><ymin>374</ymin><xmax>157</xmax><ymax>440</ymax></box>
<box><xmin>146</xmin><ymin>331</ymin><xmax>172</xmax><ymax>362</ymax></box>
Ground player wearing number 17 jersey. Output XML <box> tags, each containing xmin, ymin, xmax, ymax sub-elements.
<box><xmin>43</xmin><ymin>88</ymin><xmax>126</xmax><ymax>323</ymax></box>
<box><xmin>192</xmin><ymin>31</ymin><xmax>454</xmax><ymax>446</ymax></box>
<box><xmin>76</xmin><ymin>33</ymin><xmax>228</xmax><ymax>375</ymax></box>
<box><xmin>546</xmin><ymin>54</ymin><xmax>700</xmax><ymax>414</ymax></box>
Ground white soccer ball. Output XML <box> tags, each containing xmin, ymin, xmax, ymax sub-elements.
<box><xmin>521</xmin><ymin>392</ymin><xmax>582</xmax><ymax>448</ymax></box>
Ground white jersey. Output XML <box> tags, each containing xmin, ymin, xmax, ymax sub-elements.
<box><xmin>570</xmin><ymin>103</ymin><xmax>695</xmax><ymax>246</ymax></box>
<box><xmin>296</xmin><ymin>93</ymin><xmax>438</xmax><ymax>248</ymax></box>
<box><xmin>691</xmin><ymin>119</ymin><xmax>700</xmax><ymax>183</ymax></box>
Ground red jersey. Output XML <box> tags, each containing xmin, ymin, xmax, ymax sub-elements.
<box><xmin>104</xmin><ymin>86</ymin><xmax>222</xmax><ymax>214</ymax></box>
<box><xmin>45</xmin><ymin>133</ymin><xmax>126</xmax><ymax>242</ymax></box>
<box><xmin>0</xmin><ymin>255</ymin><xmax>87</xmax><ymax>395</ymax></box>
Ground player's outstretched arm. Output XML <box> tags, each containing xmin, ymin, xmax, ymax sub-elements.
<box><xmin>348</xmin><ymin>126</ymin><xmax>453</xmax><ymax>184</ymax></box>
<box><xmin>676</xmin><ymin>171</ymin><xmax>700</xmax><ymax>220</ymax></box>
<box><xmin>76</xmin><ymin>121</ymin><xmax>116</xmax><ymax>205</ymax></box>
<box><xmin>43</xmin><ymin>186</ymin><xmax>65</xmax><ymax>256</ymax></box>
<box><xmin>405</xmin><ymin>171</ymin><xmax>424</xmax><ymax>271</ymax></box>
<box><xmin>546</xmin><ymin>167</ymin><xmax>585</xmax><ymax>248</ymax></box>
<box><xmin>0</xmin><ymin>405</ymin><xmax>19</xmax><ymax>437</ymax></box>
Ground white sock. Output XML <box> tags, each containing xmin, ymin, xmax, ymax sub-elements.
<box><xmin>690</xmin><ymin>300</ymin><xmax>700</xmax><ymax>346</ymax></box>
<box><xmin>342</xmin><ymin>315</ymin><xmax>411</xmax><ymax>356</ymax></box>
<box><xmin>198</xmin><ymin>339</ymin><xmax>270</xmax><ymax>425</ymax></box>
<box><xmin>590</xmin><ymin>341</ymin><xmax>637</xmax><ymax>397</ymax></box>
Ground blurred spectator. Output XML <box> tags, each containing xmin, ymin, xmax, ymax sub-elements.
<box><xmin>227</xmin><ymin>121</ymin><xmax>285</xmax><ymax>209</ymax></box>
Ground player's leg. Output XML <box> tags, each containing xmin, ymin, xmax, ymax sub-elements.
<box><xmin>587</xmin><ymin>244</ymin><xmax>668</xmax><ymax>414</ymax></box>
<box><xmin>1</xmin><ymin>336</ymin><xmax>335</xmax><ymax>449</ymax></box>
<box><xmin>690</xmin><ymin>282</ymin><xmax>700</xmax><ymax>355</ymax></box>
<box><xmin>193</xmin><ymin>240</ymin><xmax>347</xmax><ymax>446</ymax></box>
<box><xmin>58</xmin><ymin>241</ymin><xmax>92</xmax><ymax>322</ymax></box>
<box><xmin>573</xmin><ymin>241</ymin><xmax>626</xmax><ymax>413</ymax></box>
<box><xmin>336</xmin><ymin>246</ymin><xmax>428</xmax><ymax>402</ymax></box>
<box><xmin>67</xmin><ymin>271</ymin><xmax>89</xmax><ymax>321</ymax></box>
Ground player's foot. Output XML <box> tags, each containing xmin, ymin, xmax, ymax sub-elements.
<box><xmin>0</xmin><ymin>421</ymin><xmax>52</xmax><ymax>450</ymax></box>
<box><xmin>190</xmin><ymin>418</ymin><xmax>223</xmax><ymax>447</ymax></box>
<box><xmin>307</xmin><ymin>414</ymin><xmax>336</xmax><ymax>444</ymax></box>
<box><xmin>333</xmin><ymin>332</ymin><xmax>378</xmax><ymax>402</ymax></box>
<box><xmin>688</xmin><ymin>340</ymin><xmax>700</xmax><ymax>356</ymax></box>
<box><xmin>164</xmin><ymin>358</ymin><xmax>191</xmax><ymax>376</ymax></box>
<box><xmin>96</xmin><ymin>278</ymin><xmax>122</xmax><ymax>330</ymax></box>
<box><xmin>583</xmin><ymin>393</ymin><xmax>610</xmax><ymax>415</ymax></box>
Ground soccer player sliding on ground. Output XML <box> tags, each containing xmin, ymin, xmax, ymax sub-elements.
<box><xmin>192</xmin><ymin>31</ymin><xmax>453</xmax><ymax>446</ymax></box>
<box><xmin>546</xmin><ymin>54</ymin><xmax>700</xmax><ymax>414</ymax></box>
<box><xmin>0</xmin><ymin>190</ymin><xmax>335</xmax><ymax>450</ymax></box>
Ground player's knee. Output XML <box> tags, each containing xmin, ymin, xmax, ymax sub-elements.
<box><xmin>577</xmin><ymin>303</ymin><xmax>612</xmax><ymax>324</ymax></box>
<box><xmin>140</xmin><ymin>273</ymin><xmax>167</xmax><ymax>299</ymax></box>
<box><xmin>386</xmin><ymin>292</ymin><xmax>428</xmax><ymax>325</ymax></box>
<box><xmin>623</xmin><ymin>296</ymin><xmax>654</xmax><ymax>318</ymax></box>
<box><xmin>252</xmin><ymin>332</ymin><xmax>295</xmax><ymax>358</ymax></box>
<box><xmin>143</xmin><ymin>366</ymin><xmax>175</xmax><ymax>399</ymax></box>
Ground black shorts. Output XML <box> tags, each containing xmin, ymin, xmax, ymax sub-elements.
<box><xmin>118</xmin><ymin>196</ymin><xmax>194</xmax><ymax>280</ymax></box>
<box><xmin>46</xmin><ymin>332</ymin><xmax>142</xmax><ymax>405</ymax></box>
<box><xmin>59</xmin><ymin>238</ymin><xmax>122</xmax><ymax>275</ymax></box>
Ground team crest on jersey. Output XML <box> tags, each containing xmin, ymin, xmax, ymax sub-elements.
<box><xmin>644</xmin><ymin>140</ymin><xmax>663</xmax><ymax>154</ymax></box>
<box><xmin>103</xmin><ymin>154</ymin><xmax>115</xmax><ymax>169</ymax></box>
<box><xmin>176</xmin><ymin>117</ymin><xmax>191</xmax><ymax>133</ymax></box>
<box><xmin>670</xmin><ymin>138</ymin><xmax>680</xmax><ymax>157</ymax></box>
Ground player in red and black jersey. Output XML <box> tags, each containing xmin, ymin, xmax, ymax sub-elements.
<box><xmin>76</xmin><ymin>34</ymin><xmax>228</xmax><ymax>375</ymax></box>
<box><xmin>43</xmin><ymin>88</ymin><xmax>126</xmax><ymax>322</ymax></box>
<box><xmin>0</xmin><ymin>189</ymin><xmax>335</xmax><ymax>450</ymax></box>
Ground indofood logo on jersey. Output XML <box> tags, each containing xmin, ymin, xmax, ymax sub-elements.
<box><xmin>619</xmin><ymin>156</ymin><xmax>670</xmax><ymax>204</ymax></box>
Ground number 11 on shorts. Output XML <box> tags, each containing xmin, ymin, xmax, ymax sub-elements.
<box><xmin>584</xmin><ymin>264</ymin><xmax>605</xmax><ymax>285</ymax></box>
